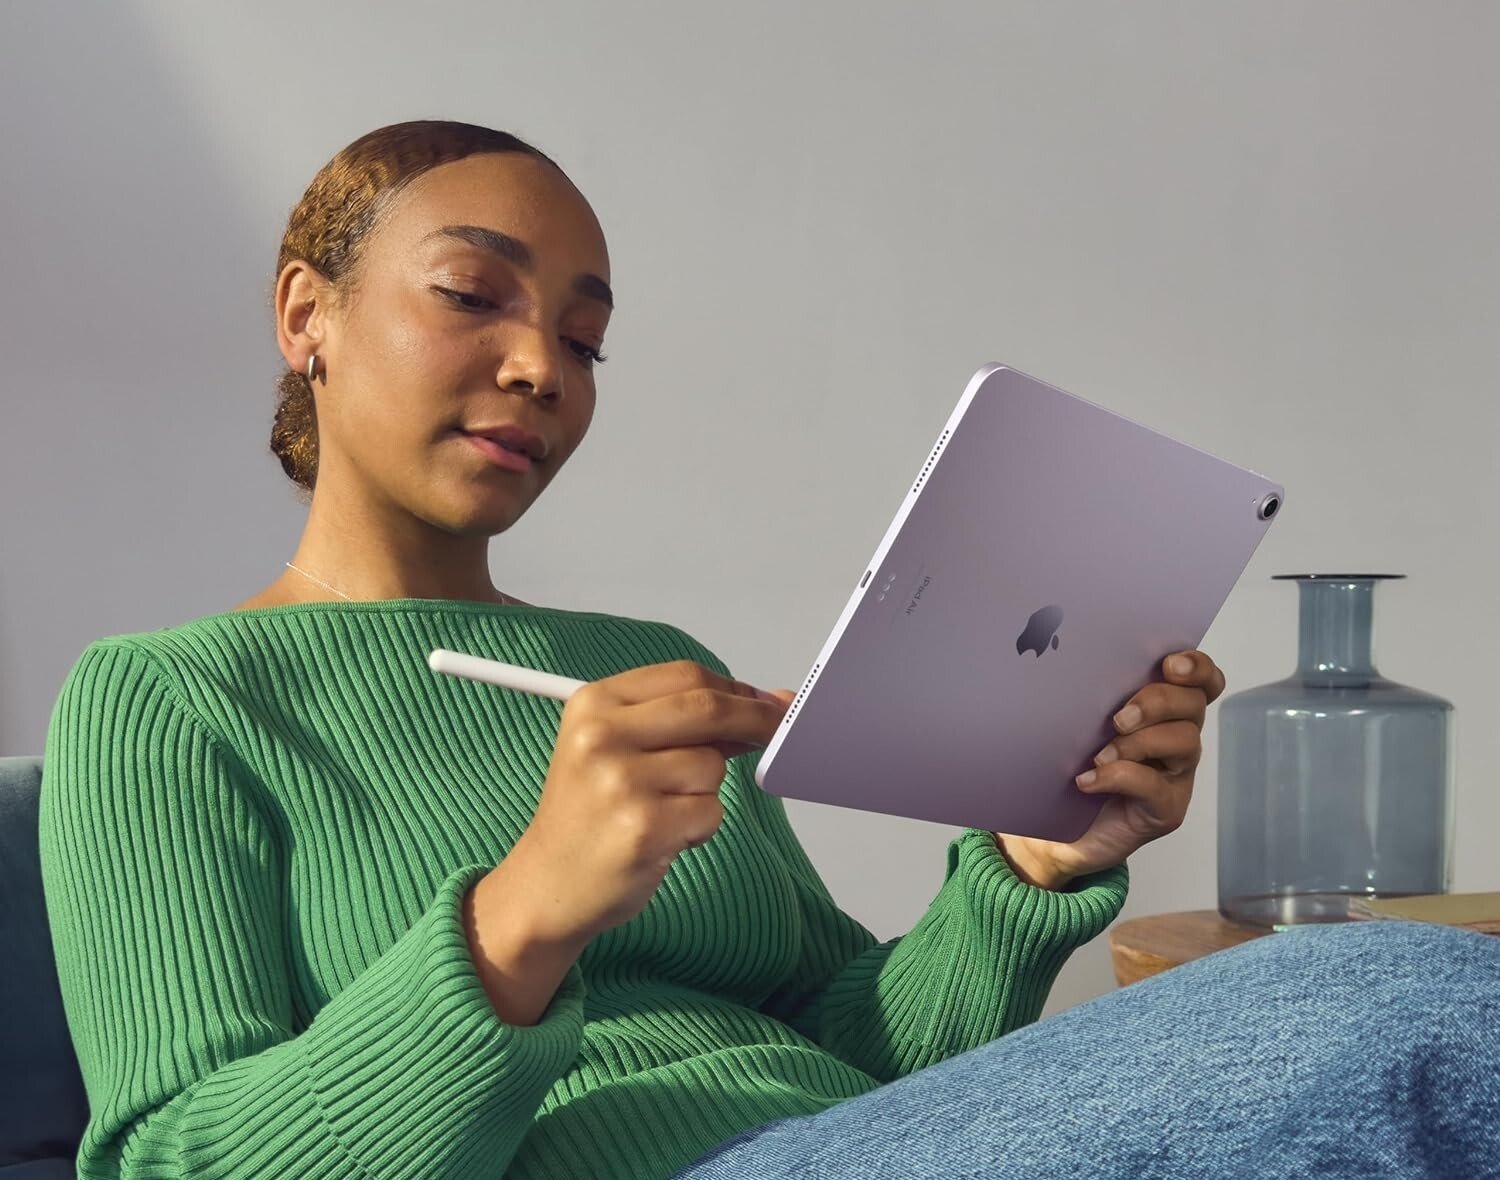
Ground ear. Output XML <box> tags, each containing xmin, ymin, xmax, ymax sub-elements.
<box><xmin>273</xmin><ymin>259</ymin><xmax>334</xmax><ymax>378</ymax></box>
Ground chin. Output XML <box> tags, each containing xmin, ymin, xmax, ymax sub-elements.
<box><xmin>448</xmin><ymin>491</ymin><xmax>535</xmax><ymax>537</ymax></box>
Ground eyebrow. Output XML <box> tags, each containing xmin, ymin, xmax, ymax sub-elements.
<box><xmin>423</xmin><ymin>223</ymin><xmax>614</xmax><ymax>309</ymax></box>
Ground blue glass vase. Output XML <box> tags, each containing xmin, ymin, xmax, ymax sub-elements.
<box><xmin>1217</xmin><ymin>574</ymin><xmax>1455</xmax><ymax>927</ymax></box>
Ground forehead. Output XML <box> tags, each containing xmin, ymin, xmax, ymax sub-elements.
<box><xmin>375</xmin><ymin>152</ymin><xmax>609</xmax><ymax>276</ymax></box>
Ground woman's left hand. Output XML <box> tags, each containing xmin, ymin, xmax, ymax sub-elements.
<box><xmin>994</xmin><ymin>649</ymin><xmax>1227</xmax><ymax>890</ymax></box>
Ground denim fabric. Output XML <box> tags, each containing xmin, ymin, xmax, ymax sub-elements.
<box><xmin>669</xmin><ymin>920</ymin><xmax>1500</xmax><ymax>1179</ymax></box>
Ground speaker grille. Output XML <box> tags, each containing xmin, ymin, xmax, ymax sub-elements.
<box><xmin>784</xmin><ymin>662</ymin><xmax>821</xmax><ymax>725</ymax></box>
<box><xmin>912</xmin><ymin>429</ymin><xmax>952</xmax><ymax>495</ymax></box>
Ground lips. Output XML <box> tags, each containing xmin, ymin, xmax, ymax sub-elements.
<box><xmin>461</xmin><ymin>424</ymin><xmax>547</xmax><ymax>462</ymax></box>
<box><xmin>462</xmin><ymin>431</ymin><xmax>534</xmax><ymax>472</ymax></box>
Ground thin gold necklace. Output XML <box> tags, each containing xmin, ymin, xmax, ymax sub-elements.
<box><xmin>283</xmin><ymin>561</ymin><xmax>514</xmax><ymax>606</ymax></box>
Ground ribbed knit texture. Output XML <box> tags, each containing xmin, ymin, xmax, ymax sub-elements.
<box><xmin>38</xmin><ymin>598</ymin><xmax>1129</xmax><ymax>1179</ymax></box>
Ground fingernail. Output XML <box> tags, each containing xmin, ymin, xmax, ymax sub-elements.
<box><xmin>755</xmin><ymin>688</ymin><xmax>782</xmax><ymax>703</ymax></box>
<box><xmin>1168</xmin><ymin>655</ymin><xmax>1193</xmax><ymax>676</ymax></box>
<box><xmin>1076</xmin><ymin>770</ymin><xmax>1097</xmax><ymax>788</ymax></box>
<box><xmin>1114</xmin><ymin>704</ymin><xmax>1142</xmax><ymax>732</ymax></box>
<box><xmin>1095</xmin><ymin>745</ymin><xmax>1119</xmax><ymax>766</ymax></box>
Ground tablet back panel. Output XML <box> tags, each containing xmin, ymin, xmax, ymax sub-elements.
<box><xmin>753</xmin><ymin>363</ymin><xmax>1282</xmax><ymax>843</ymax></box>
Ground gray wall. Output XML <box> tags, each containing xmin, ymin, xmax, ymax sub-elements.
<box><xmin>3</xmin><ymin>0</ymin><xmax>1496</xmax><ymax>1017</ymax></box>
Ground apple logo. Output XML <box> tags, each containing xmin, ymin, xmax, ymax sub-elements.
<box><xmin>1016</xmin><ymin>605</ymin><xmax>1064</xmax><ymax>657</ymax></box>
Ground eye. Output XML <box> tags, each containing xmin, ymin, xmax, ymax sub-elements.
<box><xmin>566</xmin><ymin>339</ymin><xmax>608</xmax><ymax>367</ymax></box>
<box><xmin>434</xmin><ymin>286</ymin><xmax>495</xmax><ymax>311</ymax></box>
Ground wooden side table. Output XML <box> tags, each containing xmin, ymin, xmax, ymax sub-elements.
<box><xmin>1108</xmin><ymin>910</ymin><xmax>1269</xmax><ymax>986</ymax></box>
<box><xmin>1109</xmin><ymin>902</ymin><xmax>1500</xmax><ymax>987</ymax></box>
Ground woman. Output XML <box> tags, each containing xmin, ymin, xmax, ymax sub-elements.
<box><xmin>38</xmin><ymin>120</ymin><xmax>1499</xmax><ymax>1180</ymax></box>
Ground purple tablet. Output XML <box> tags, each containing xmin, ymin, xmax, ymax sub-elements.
<box><xmin>753</xmin><ymin>363</ymin><xmax>1284</xmax><ymax>843</ymax></box>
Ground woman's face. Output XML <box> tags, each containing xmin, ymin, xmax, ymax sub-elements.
<box><xmin>303</xmin><ymin>151</ymin><xmax>612</xmax><ymax>535</ymax></box>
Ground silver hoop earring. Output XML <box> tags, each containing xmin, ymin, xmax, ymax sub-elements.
<box><xmin>306</xmin><ymin>354</ymin><xmax>318</xmax><ymax>383</ymax></box>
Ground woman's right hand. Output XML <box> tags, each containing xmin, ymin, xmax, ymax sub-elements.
<box><xmin>503</xmin><ymin>659</ymin><xmax>794</xmax><ymax>946</ymax></box>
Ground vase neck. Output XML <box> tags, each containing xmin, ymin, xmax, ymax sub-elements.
<box><xmin>1296</xmin><ymin>580</ymin><xmax>1378</xmax><ymax>681</ymax></box>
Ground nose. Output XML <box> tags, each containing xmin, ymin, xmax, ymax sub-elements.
<box><xmin>495</xmin><ymin>323</ymin><xmax>565</xmax><ymax>402</ymax></box>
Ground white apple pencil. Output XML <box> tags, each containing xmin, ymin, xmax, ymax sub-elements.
<box><xmin>428</xmin><ymin>648</ymin><xmax>587</xmax><ymax>700</ymax></box>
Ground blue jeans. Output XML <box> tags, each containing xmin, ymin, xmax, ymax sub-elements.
<box><xmin>669</xmin><ymin>920</ymin><xmax>1500</xmax><ymax>1179</ymax></box>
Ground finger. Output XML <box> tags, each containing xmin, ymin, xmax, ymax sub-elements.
<box><xmin>596</xmin><ymin>661</ymin><xmax>786</xmax><ymax>751</ymax></box>
<box><xmin>1094</xmin><ymin>719</ymin><xmax>1202</xmax><ymax>777</ymax></box>
<box><xmin>599</xmin><ymin>659</ymin><xmax>774</xmax><ymax>705</ymax></box>
<box><xmin>1162</xmin><ymin>650</ymin><xmax>1227</xmax><ymax>704</ymax></box>
<box><xmin>1112</xmin><ymin>682</ymin><xmax>1207</xmax><ymax>734</ymax></box>
<box><xmin>643</xmin><ymin>746</ymin><xmax>736</xmax><ymax>796</ymax></box>
<box><xmin>665</xmin><ymin>790</ymin><xmax>727</xmax><ymax>851</ymax></box>
<box><xmin>1074</xmin><ymin>759</ymin><xmax>1191</xmax><ymax>831</ymax></box>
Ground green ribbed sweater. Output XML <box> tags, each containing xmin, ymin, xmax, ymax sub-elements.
<box><xmin>38</xmin><ymin>598</ymin><xmax>1129</xmax><ymax>1179</ymax></box>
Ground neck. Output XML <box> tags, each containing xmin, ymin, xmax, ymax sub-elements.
<box><xmin>289</xmin><ymin>472</ymin><xmax>510</xmax><ymax>604</ymax></box>
<box><xmin>1294</xmin><ymin>578</ymin><xmax>1379</xmax><ymax>684</ymax></box>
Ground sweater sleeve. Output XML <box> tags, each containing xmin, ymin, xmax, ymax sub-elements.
<box><xmin>736</xmin><ymin>757</ymin><xmax>1128</xmax><ymax>1084</ymax></box>
<box><xmin>37</xmin><ymin>638</ymin><xmax>586</xmax><ymax>1180</ymax></box>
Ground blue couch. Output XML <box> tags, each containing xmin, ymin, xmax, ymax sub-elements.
<box><xmin>1</xmin><ymin>755</ymin><xmax>89</xmax><ymax>1178</ymax></box>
